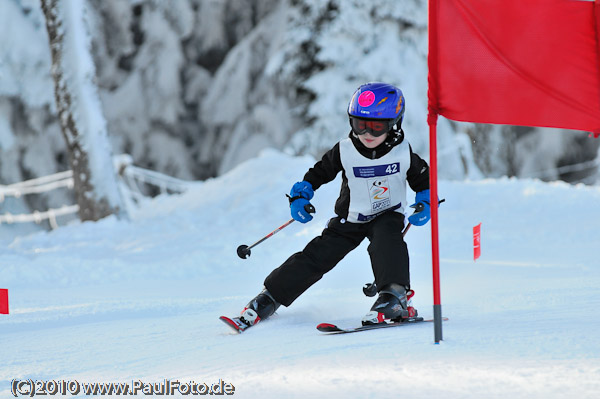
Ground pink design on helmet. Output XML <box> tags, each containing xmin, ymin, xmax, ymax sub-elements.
<box><xmin>358</xmin><ymin>90</ymin><xmax>375</xmax><ymax>107</ymax></box>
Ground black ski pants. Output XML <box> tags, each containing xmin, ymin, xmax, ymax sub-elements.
<box><xmin>264</xmin><ymin>211</ymin><xmax>410</xmax><ymax>307</ymax></box>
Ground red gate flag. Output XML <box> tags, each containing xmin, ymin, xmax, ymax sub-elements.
<box><xmin>473</xmin><ymin>223</ymin><xmax>482</xmax><ymax>261</ymax></box>
<box><xmin>426</xmin><ymin>0</ymin><xmax>600</xmax><ymax>343</ymax></box>
<box><xmin>428</xmin><ymin>0</ymin><xmax>600</xmax><ymax>133</ymax></box>
<box><xmin>0</xmin><ymin>289</ymin><xmax>8</xmax><ymax>314</ymax></box>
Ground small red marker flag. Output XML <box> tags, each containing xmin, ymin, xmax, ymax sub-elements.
<box><xmin>473</xmin><ymin>223</ymin><xmax>481</xmax><ymax>261</ymax></box>
<box><xmin>0</xmin><ymin>289</ymin><xmax>8</xmax><ymax>314</ymax></box>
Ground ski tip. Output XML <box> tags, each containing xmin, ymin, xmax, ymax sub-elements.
<box><xmin>316</xmin><ymin>323</ymin><xmax>341</xmax><ymax>333</ymax></box>
<box><xmin>317</xmin><ymin>323</ymin><xmax>336</xmax><ymax>329</ymax></box>
<box><xmin>219</xmin><ymin>316</ymin><xmax>244</xmax><ymax>333</ymax></box>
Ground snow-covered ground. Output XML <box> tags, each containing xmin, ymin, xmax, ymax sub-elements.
<box><xmin>1</xmin><ymin>149</ymin><xmax>599</xmax><ymax>398</ymax></box>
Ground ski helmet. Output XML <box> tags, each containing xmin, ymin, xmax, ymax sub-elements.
<box><xmin>347</xmin><ymin>82</ymin><xmax>405</xmax><ymax>136</ymax></box>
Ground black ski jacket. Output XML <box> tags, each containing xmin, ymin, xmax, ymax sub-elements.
<box><xmin>302</xmin><ymin>130</ymin><xmax>430</xmax><ymax>220</ymax></box>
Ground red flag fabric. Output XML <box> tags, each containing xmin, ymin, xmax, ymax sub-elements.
<box><xmin>428</xmin><ymin>0</ymin><xmax>600</xmax><ymax>133</ymax></box>
<box><xmin>473</xmin><ymin>223</ymin><xmax>482</xmax><ymax>261</ymax></box>
<box><xmin>0</xmin><ymin>289</ymin><xmax>8</xmax><ymax>314</ymax></box>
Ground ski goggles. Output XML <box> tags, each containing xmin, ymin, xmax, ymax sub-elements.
<box><xmin>350</xmin><ymin>117</ymin><xmax>393</xmax><ymax>137</ymax></box>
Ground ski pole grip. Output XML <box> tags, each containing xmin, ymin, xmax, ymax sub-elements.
<box><xmin>304</xmin><ymin>203</ymin><xmax>316</xmax><ymax>214</ymax></box>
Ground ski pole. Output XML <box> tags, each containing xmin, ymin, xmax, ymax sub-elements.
<box><xmin>237</xmin><ymin>203</ymin><xmax>316</xmax><ymax>259</ymax></box>
<box><xmin>362</xmin><ymin>199</ymin><xmax>445</xmax><ymax>296</ymax></box>
<box><xmin>362</xmin><ymin>222</ymin><xmax>412</xmax><ymax>297</ymax></box>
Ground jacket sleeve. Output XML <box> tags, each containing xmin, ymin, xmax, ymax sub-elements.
<box><xmin>302</xmin><ymin>143</ymin><xmax>343</xmax><ymax>191</ymax></box>
<box><xmin>406</xmin><ymin>145</ymin><xmax>430</xmax><ymax>193</ymax></box>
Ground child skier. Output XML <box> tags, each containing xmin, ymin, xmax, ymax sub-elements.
<box><xmin>238</xmin><ymin>82</ymin><xmax>432</xmax><ymax>328</ymax></box>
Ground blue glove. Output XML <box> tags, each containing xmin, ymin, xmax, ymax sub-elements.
<box><xmin>408</xmin><ymin>189</ymin><xmax>432</xmax><ymax>226</ymax></box>
<box><xmin>288</xmin><ymin>181</ymin><xmax>315</xmax><ymax>223</ymax></box>
<box><xmin>290</xmin><ymin>181</ymin><xmax>314</xmax><ymax>201</ymax></box>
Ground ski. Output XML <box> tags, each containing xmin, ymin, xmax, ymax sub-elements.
<box><xmin>317</xmin><ymin>317</ymin><xmax>448</xmax><ymax>334</ymax></box>
<box><xmin>219</xmin><ymin>316</ymin><xmax>251</xmax><ymax>333</ymax></box>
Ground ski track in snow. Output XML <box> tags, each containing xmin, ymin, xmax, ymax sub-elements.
<box><xmin>1</xmin><ymin>150</ymin><xmax>600</xmax><ymax>398</ymax></box>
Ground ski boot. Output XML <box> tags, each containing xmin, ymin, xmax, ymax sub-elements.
<box><xmin>239</xmin><ymin>288</ymin><xmax>281</xmax><ymax>327</ymax></box>
<box><xmin>361</xmin><ymin>283</ymin><xmax>417</xmax><ymax>325</ymax></box>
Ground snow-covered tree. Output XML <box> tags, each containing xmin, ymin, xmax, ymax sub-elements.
<box><xmin>40</xmin><ymin>0</ymin><xmax>125</xmax><ymax>221</ymax></box>
<box><xmin>0</xmin><ymin>0</ymin><xmax>597</xmax><ymax>237</ymax></box>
